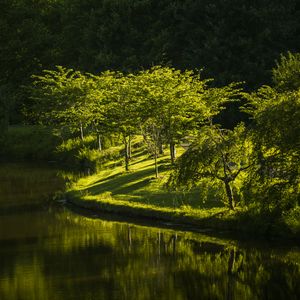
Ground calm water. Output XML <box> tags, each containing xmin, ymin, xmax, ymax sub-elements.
<box><xmin>0</xmin><ymin>163</ymin><xmax>299</xmax><ymax>300</ymax></box>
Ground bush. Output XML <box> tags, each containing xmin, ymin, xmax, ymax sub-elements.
<box><xmin>0</xmin><ymin>125</ymin><xmax>60</xmax><ymax>161</ymax></box>
<box><xmin>0</xmin><ymin>126</ymin><xmax>123</xmax><ymax>173</ymax></box>
<box><xmin>77</xmin><ymin>146</ymin><xmax>122</xmax><ymax>173</ymax></box>
<box><xmin>55</xmin><ymin>136</ymin><xmax>122</xmax><ymax>172</ymax></box>
<box><xmin>283</xmin><ymin>206</ymin><xmax>300</xmax><ymax>236</ymax></box>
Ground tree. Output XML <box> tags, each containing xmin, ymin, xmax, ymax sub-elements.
<box><xmin>244</xmin><ymin>85</ymin><xmax>300</xmax><ymax>212</ymax></box>
<box><xmin>170</xmin><ymin>124</ymin><xmax>252</xmax><ymax>210</ymax></box>
<box><xmin>140</xmin><ymin>118</ymin><xmax>161</xmax><ymax>178</ymax></box>
<box><xmin>104</xmin><ymin>72</ymin><xmax>141</xmax><ymax>171</ymax></box>
<box><xmin>29</xmin><ymin>66</ymin><xmax>95</xmax><ymax>139</ymax></box>
<box><xmin>0</xmin><ymin>0</ymin><xmax>63</xmax><ymax>123</ymax></box>
<box><xmin>272</xmin><ymin>52</ymin><xmax>300</xmax><ymax>92</ymax></box>
<box><xmin>87</xmin><ymin>71</ymin><xmax>117</xmax><ymax>151</ymax></box>
<box><xmin>137</xmin><ymin>66</ymin><xmax>210</xmax><ymax>164</ymax></box>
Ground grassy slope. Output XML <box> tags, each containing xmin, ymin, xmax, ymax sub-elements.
<box><xmin>66</xmin><ymin>142</ymin><xmax>299</xmax><ymax>239</ymax></box>
<box><xmin>66</xmin><ymin>144</ymin><xmax>242</xmax><ymax>231</ymax></box>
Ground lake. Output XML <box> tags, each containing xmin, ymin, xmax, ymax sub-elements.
<box><xmin>0</xmin><ymin>163</ymin><xmax>299</xmax><ymax>300</ymax></box>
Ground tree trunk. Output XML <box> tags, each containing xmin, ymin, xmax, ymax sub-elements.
<box><xmin>124</xmin><ymin>138</ymin><xmax>129</xmax><ymax>171</ymax></box>
<box><xmin>97</xmin><ymin>134</ymin><xmax>102</xmax><ymax>151</ymax></box>
<box><xmin>224</xmin><ymin>180</ymin><xmax>235</xmax><ymax>210</ymax></box>
<box><xmin>154</xmin><ymin>147</ymin><xmax>159</xmax><ymax>178</ymax></box>
<box><xmin>80</xmin><ymin>122</ymin><xmax>84</xmax><ymax>140</ymax></box>
<box><xmin>170</xmin><ymin>141</ymin><xmax>176</xmax><ymax>164</ymax></box>
<box><xmin>128</xmin><ymin>134</ymin><xmax>132</xmax><ymax>159</ymax></box>
<box><xmin>158</xmin><ymin>135</ymin><xmax>164</xmax><ymax>155</ymax></box>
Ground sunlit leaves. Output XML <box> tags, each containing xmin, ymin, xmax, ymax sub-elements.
<box><xmin>244</xmin><ymin>79</ymin><xmax>300</xmax><ymax>212</ymax></box>
<box><xmin>30</xmin><ymin>65</ymin><xmax>245</xmax><ymax>175</ymax></box>
<box><xmin>272</xmin><ymin>52</ymin><xmax>300</xmax><ymax>92</ymax></box>
<box><xmin>170</xmin><ymin>123</ymin><xmax>252</xmax><ymax>209</ymax></box>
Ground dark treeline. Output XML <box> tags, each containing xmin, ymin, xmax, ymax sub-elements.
<box><xmin>1</xmin><ymin>0</ymin><xmax>300</xmax><ymax>125</ymax></box>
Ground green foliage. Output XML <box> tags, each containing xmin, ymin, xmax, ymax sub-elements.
<box><xmin>283</xmin><ymin>206</ymin><xmax>300</xmax><ymax>235</ymax></box>
<box><xmin>4</xmin><ymin>51</ymin><xmax>299</xmax><ymax>231</ymax></box>
<box><xmin>136</xmin><ymin>66</ymin><xmax>209</xmax><ymax>164</ymax></box>
<box><xmin>0</xmin><ymin>0</ymin><xmax>62</xmax><ymax>122</ymax></box>
<box><xmin>29</xmin><ymin>66</ymin><xmax>96</xmax><ymax>136</ymax></box>
<box><xmin>244</xmin><ymin>85</ymin><xmax>300</xmax><ymax>214</ymax></box>
<box><xmin>0</xmin><ymin>126</ymin><xmax>60</xmax><ymax>161</ymax></box>
<box><xmin>30</xmin><ymin>65</ymin><xmax>242</xmax><ymax>171</ymax></box>
<box><xmin>272</xmin><ymin>52</ymin><xmax>300</xmax><ymax>92</ymax></box>
<box><xmin>68</xmin><ymin>144</ymin><xmax>226</xmax><ymax>218</ymax></box>
<box><xmin>0</xmin><ymin>0</ymin><xmax>299</xmax><ymax>239</ymax></box>
<box><xmin>170</xmin><ymin>123</ymin><xmax>252</xmax><ymax>209</ymax></box>
<box><xmin>55</xmin><ymin>136</ymin><xmax>122</xmax><ymax>172</ymax></box>
<box><xmin>135</xmin><ymin>66</ymin><xmax>243</xmax><ymax>165</ymax></box>
<box><xmin>1</xmin><ymin>0</ymin><xmax>299</xmax><ymax>126</ymax></box>
<box><xmin>0</xmin><ymin>84</ymin><xmax>11</xmax><ymax>133</ymax></box>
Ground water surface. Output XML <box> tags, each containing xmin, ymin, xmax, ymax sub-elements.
<box><xmin>0</xmin><ymin>163</ymin><xmax>299</xmax><ymax>300</ymax></box>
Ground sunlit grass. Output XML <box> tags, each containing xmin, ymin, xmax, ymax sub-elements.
<box><xmin>67</xmin><ymin>141</ymin><xmax>229</xmax><ymax>224</ymax></box>
<box><xmin>65</xmin><ymin>140</ymin><xmax>300</xmax><ymax>239</ymax></box>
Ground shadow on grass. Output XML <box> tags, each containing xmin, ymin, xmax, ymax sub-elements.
<box><xmin>81</xmin><ymin>156</ymin><xmax>224</xmax><ymax>211</ymax></box>
<box><xmin>83</xmin><ymin>167</ymin><xmax>155</xmax><ymax>196</ymax></box>
<box><xmin>126</xmin><ymin>189</ymin><xmax>224</xmax><ymax>209</ymax></box>
<box><xmin>92</xmin><ymin>172</ymin><xmax>124</xmax><ymax>186</ymax></box>
<box><xmin>116</xmin><ymin>178</ymin><xmax>152</xmax><ymax>194</ymax></box>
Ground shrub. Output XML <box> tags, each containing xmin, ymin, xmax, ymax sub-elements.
<box><xmin>0</xmin><ymin>125</ymin><xmax>60</xmax><ymax>161</ymax></box>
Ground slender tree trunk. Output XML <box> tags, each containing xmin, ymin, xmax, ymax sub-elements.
<box><xmin>170</xmin><ymin>141</ymin><xmax>176</xmax><ymax>164</ymax></box>
<box><xmin>97</xmin><ymin>134</ymin><xmax>102</xmax><ymax>151</ymax></box>
<box><xmin>158</xmin><ymin>135</ymin><xmax>164</xmax><ymax>155</ymax></box>
<box><xmin>154</xmin><ymin>147</ymin><xmax>158</xmax><ymax>178</ymax></box>
<box><xmin>80</xmin><ymin>122</ymin><xmax>84</xmax><ymax>140</ymax></box>
<box><xmin>128</xmin><ymin>134</ymin><xmax>132</xmax><ymax>159</ymax></box>
<box><xmin>124</xmin><ymin>137</ymin><xmax>129</xmax><ymax>171</ymax></box>
<box><xmin>224</xmin><ymin>180</ymin><xmax>235</xmax><ymax>210</ymax></box>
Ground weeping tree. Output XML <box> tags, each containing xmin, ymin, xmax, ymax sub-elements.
<box><xmin>169</xmin><ymin>123</ymin><xmax>252</xmax><ymax>210</ymax></box>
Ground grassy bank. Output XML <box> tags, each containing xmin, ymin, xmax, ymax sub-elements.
<box><xmin>66</xmin><ymin>143</ymin><xmax>300</xmax><ymax>240</ymax></box>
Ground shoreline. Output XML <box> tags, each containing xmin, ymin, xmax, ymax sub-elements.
<box><xmin>64</xmin><ymin>191</ymin><xmax>300</xmax><ymax>242</ymax></box>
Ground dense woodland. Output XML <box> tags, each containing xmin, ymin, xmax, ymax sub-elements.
<box><xmin>0</xmin><ymin>0</ymin><xmax>299</xmax><ymax>233</ymax></box>
<box><xmin>1</xmin><ymin>0</ymin><xmax>300</xmax><ymax>124</ymax></box>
